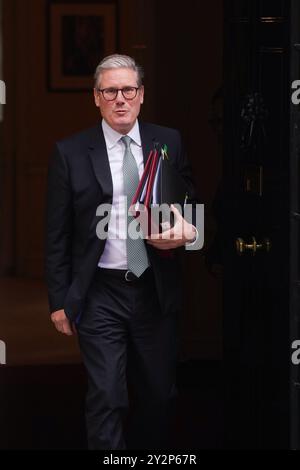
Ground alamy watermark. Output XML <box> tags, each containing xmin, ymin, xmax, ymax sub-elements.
<box><xmin>290</xmin><ymin>85</ymin><xmax>300</xmax><ymax>365</ymax></box>
<box><xmin>0</xmin><ymin>340</ymin><xmax>6</xmax><ymax>365</ymax></box>
<box><xmin>0</xmin><ymin>79</ymin><xmax>5</xmax><ymax>105</ymax></box>
<box><xmin>95</xmin><ymin>200</ymin><xmax>204</xmax><ymax>250</ymax></box>
<box><xmin>291</xmin><ymin>340</ymin><xmax>300</xmax><ymax>365</ymax></box>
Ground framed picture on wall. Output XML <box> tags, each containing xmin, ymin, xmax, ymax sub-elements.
<box><xmin>47</xmin><ymin>0</ymin><xmax>118</xmax><ymax>92</ymax></box>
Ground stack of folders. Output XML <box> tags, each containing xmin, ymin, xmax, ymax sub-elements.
<box><xmin>130</xmin><ymin>143</ymin><xmax>189</xmax><ymax>236</ymax></box>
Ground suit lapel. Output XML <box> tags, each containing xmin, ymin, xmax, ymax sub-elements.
<box><xmin>88</xmin><ymin>125</ymin><xmax>113</xmax><ymax>200</ymax></box>
<box><xmin>139</xmin><ymin>121</ymin><xmax>157</xmax><ymax>166</ymax></box>
<box><xmin>88</xmin><ymin>122</ymin><xmax>157</xmax><ymax>194</ymax></box>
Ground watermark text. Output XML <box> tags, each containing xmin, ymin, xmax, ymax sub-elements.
<box><xmin>95</xmin><ymin>200</ymin><xmax>204</xmax><ymax>250</ymax></box>
<box><xmin>291</xmin><ymin>339</ymin><xmax>300</xmax><ymax>365</ymax></box>
<box><xmin>0</xmin><ymin>80</ymin><xmax>6</xmax><ymax>105</ymax></box>
<box><xmin>0</xmin><ymin>340</ymin><xmax>6</xmax><ymax>365</ymax></box>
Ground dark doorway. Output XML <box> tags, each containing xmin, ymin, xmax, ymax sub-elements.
<box><xmin>155</xmin><ymin>0</ymin><xmax>299</xmax><ymax>449</ymax></box>
<box><xmin>1</xmin><ymin>0</ymin><xmax>299</xmax><ymax>450</ymax></box>
<box><xmin>221</xmin><ymin>0</ymin><xmax>297</xmax><ymax>449</ymax></box>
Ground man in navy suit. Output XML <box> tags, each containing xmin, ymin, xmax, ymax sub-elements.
<box><xmin>46</xmin><ymin>54</ymin><xmax>198</xmax><ymax>449</ymax></box>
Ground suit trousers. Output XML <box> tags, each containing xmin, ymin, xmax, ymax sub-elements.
<box><xmin>77</xmin><ymin>267</ymin><xmax>178</xmax><ymax>450</ymax></box>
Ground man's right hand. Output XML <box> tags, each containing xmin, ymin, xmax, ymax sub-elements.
<box><xmin>51</xmin><ymin>309</ymin><xmax>76</xmax><ymax>336</ymax></box>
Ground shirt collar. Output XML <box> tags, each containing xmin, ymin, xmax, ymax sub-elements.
<box><xmin>126</xmin><ymin>121</ymin><xmax>142</xmax><ymax>147</ymax></box>
<box><xmin>102</xmin><ymin>119</ymin><xmax>141</xmax><ymax>149</ymax></box>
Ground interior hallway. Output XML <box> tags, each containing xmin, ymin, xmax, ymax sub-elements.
<box><xmin>0</xmin><ymin>277</ymin><xmax>80</xmax><ymax>365</ymax></box>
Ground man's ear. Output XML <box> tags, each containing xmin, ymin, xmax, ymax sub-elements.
<box><xmin>94</xmin><ymin>88</ymin><xmax>100</xmax><ymax>107</ymax></box>
<box><xmin>139</xmin><ymin>86</ymin><xmax>144</xmax><ymax>104</ymax></box>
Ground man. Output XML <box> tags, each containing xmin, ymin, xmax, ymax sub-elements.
<box><xmin>46</xmin><ymin>54</ymin><xmax>198</xmax><ymax>450</ymax></box>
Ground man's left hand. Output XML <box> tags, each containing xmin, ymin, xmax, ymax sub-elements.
<box><xmin>146</xmin><ymin>204</ymin><xmax>196</xmax><ymax>250</ymax></box>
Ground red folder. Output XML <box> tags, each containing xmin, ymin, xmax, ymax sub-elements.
<box><xmin>130</xmin><ymin>144</ymin><xmax>189</xmax><ymax>237</ymax></box>
<box><xmin>131</xmin><ymin>150</ymin><xmax>155</xmax><ymax>206</ymax></box>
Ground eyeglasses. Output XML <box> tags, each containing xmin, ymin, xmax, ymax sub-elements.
<box><xmin>96</xmin><ymin>86</ymin><xmax>140</xmax><ymax>101</ymax></box>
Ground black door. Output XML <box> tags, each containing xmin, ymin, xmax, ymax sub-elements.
<box><xmin>222</xmin><ymin>0</ymin><xmax>292</xmax><ymax>449</ymax></box>
<box><xmin>290</xmin><ymin>0</ymin><xmax>300</xmax><ymax>451</ymax></box>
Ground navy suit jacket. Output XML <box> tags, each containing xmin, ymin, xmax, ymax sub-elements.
<box><xmin>45</xmin><ymin>121</ymin><xmax>197</xmax><ymax>321</ymax></box>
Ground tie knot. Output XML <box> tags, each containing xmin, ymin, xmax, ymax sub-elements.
<box><xmin>121</xmin><ymin>135</ymin><xmax>131</xmax><ymax>149</ymax></box>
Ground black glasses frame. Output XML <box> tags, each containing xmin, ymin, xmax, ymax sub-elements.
<box><xmin>96</xmin><ymin>87</ymin><xmax>140</xmax><ymax>101</ymax></box>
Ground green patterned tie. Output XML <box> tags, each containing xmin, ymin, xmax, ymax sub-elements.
<box><xmin>122</xmin><ymin>135</ymin><xmax>150</xmax><ymax>277</ymax></box>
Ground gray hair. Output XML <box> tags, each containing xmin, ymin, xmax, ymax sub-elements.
<box><xmin>94</xmin><ymin>54</ymin><xmax>144</xmax><ymax>88</ymax></box>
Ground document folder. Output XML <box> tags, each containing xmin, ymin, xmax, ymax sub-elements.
<box><xmin>131</xmin><ymin>143</ymin><xmax>189</xmax><ymax>235</ymax></box>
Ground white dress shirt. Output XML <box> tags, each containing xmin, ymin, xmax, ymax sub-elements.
<box><xmin>98</xmin><ymin>119</ymin><xmax>144</xmax><ymax>269</ymax></box>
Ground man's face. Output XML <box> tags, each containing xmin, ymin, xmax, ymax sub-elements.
<box><xmin>94</xmin><ymin>68</ymin><xmax>144</xmax><ymax>134</ymax></box>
